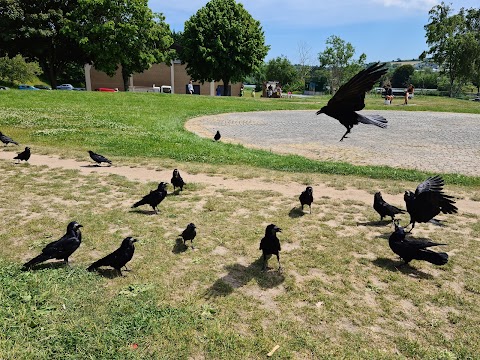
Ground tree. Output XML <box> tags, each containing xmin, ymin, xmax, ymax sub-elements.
<box><xmin>0</xmin><ymin>0</ymin><xmax>88</xmax><ymax>88</ymax></box>
<box><xmin>318</xmin><ymin>35</ymin><xmax>366</xmax><ymax>94</ymax></box>
<box><xmin>66</xmin><ymin>0</ymin><xmax>173</xmax><ymax>91</ymax></box>
<box><xmin>265</xmin><ymin>56</ymin><xmax>298</xmax><ymax>89</ymax></box>
<box><xmin>0</xmin><ymin>55</ymin><xmax>42</xmax><ymax>84</ymax></box>
<box><xmin>181</xmin><ymin>0</ymin><xmax>269</xmax><ymax>96</ymax></box>
<box><xmin>297</xmin><ymin>41</ymin><xmax>312</xmax><ymax>85</ymax></box>
<box><xmin>391</xmin><ymin>65</ymin><xmax>415</xmax><ymax>87</ymax></box>
<box><xmin>465</xmin><ymin>8</ymin><xmax>480</xmax><ymax>94</ymax></box>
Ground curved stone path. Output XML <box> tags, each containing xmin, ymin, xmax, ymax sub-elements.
<box><xmin>186</xmin><ymin>110</ymin><xmax>480</xmax><ymax>177</ymax></box>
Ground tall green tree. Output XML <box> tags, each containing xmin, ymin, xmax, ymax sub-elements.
<box><xmin>318</xmin><ymin>35</ymin><xmax>366</xmax><ymax>94</ymax></box>
<box><xmin>391</xmin><ymin>64</ymin><xmax>415</xmax><ymax>87</ymax></box>
<box><xmin>265</xmin><ymin>56</ymin><xmax>298</xmax><ymax>88</ymax></box>
<box><xmin>0</xmin><ymin>55</ymin><xmax>42</xmax><ymax>84</ymax></box>
<box><xmin>0</xmin><ymin>0</ymin><xmax>88</xmax><ymax>87</ymax></box>
<box><xmin>66</xmin><ymin>0</ymin><xmax>173</xmax><ymax>91</ymax></box>
<box><xmin>181</xmin><ymin>0</ymin><xmax>269</xmax><ymax>96</ymax></box>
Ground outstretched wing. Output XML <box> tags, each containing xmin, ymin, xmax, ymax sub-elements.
<box><xmin>415</xmin><ymin>175</ymin><xmax>458</xmax><ymax>215</ymax></box>
<box><xmin>327</xmin><ymin>62</ymin><xmax>387</xmax><ymax>111</ymax></box>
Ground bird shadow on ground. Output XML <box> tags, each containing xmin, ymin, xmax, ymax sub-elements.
<box><xmin>80</xmin><ymin>164</ymin><xmax>101</xmax><ymax>168</ymax></box>
<box><xmin>357</xmin><ymin>220</ymin><xmax>393</xmax><ymax>227</ymax></box>
<box><xmin>90</xmin><ymin>268</ymin><xmax>123</xmax><ymax>279</ymax></box>
<box><xmin>288</xmin><ymin>207</ymin><xmax>305</xmax><ymax>218</ymax></box>
<box><xmin>21</xmin><ymin>261</ymin><xmax>68</xmax><ymax>271</ymax></box>
<box><xmin>205</xmin><ymin>257</ymin><xmax>285</xmax><ymax>299</ymax></box>
<box><xmin>172</xmin><ymin>238</ymin><xmax>188</xmax><ymax>254</ymax></box>
<box><xmin>372</xmin><ymin>257</ymin><xmax>434</xmax><ymax>280</ymax></box>
<box><xmin>129</xmin><ymin>209</ymin><xmax>157</xmax><ymax>215</ymax></box>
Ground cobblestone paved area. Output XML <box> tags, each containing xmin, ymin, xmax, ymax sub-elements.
<box><xmin>186</xmin><ymin>110</ymin><xmax>480</xmax><ymax>176</ymax></box>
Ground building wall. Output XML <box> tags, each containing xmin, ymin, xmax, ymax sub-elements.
<box><xmin>88</xmin><ymin>62</ymin><xmax>242</xmax><ymax>96</ymax></box>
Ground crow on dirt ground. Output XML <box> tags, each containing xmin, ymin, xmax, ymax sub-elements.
<box><xmin>214</xmin><ymin>131</ymin><xmax>221</xmax><ymax>141</ymax></box>
<box><xmin>131</xmin><ymin>182</ymin><xmax>168</xmax><ymax>214</ymax></box>
<box><xmin>404</xmin><ymin>175</ymin><xmax>457</xmax><ymax>231</ymax></box>
<box><xmin>373</xmin><ymin>191</ymin><xmax>405</xmax><ymax>221</ymax></box>
<box><xmin>87</xmin><ymin>236</ymin><xmax>137</xmax><ymax>275</ymax></box>
<box><xmin>388</xmin><ymin>221</ymin><xmax>448</xmax><ymax>266</ymax></box>
<box><xmin>0</xmin><ymin>131</ymin><xmax>19</xmax><ymax>146</ymax></box>
<box><xmin>14</xmin><ymin>147</ymin><xmax>30</xmax><ymax>163</ymax></box>
<box><xmin>88</xmin><ymin>150</ymin><xmax>112</xmax><ymax>166</ymax></box>
<box><xmin>23</xmin><ymin>221</ymin><xmax>83</xmax><ymax>269</ymax></box>
<box><xmin>259</xmin><ymin>224</ymin><xmax>282</xmax><ymax>271</ymax></box>
<box><xmin>299</xmin><ymin>186</ymin><xmax>313</xmax><ymax>214</ymax></box>
<box><xmin>171</xmin><ymin>169</ymin><xmax>186</xmax><ymax>193</ymax></box>
<box><xmin>316</xmin><ymin>62</ymin><xmax>388</xmax><ymax>141</ymax></box>
<box><xmin>179</xmin><ymin>223</ymin><xmax>196</xmax><ymax>249</ymax></box>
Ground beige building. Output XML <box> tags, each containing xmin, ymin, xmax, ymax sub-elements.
<box><xmin>84</xmin><ymin>60</ymin><xmax>242</xmax><ymax>96</ymax></box>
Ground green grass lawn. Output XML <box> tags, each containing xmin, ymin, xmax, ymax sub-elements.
<box><xmin>0</xmin><ymin>91</ymin><xmax>479</xmax><ymax>359</ymax></box>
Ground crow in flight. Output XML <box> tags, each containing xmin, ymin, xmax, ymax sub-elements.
<box><xmin>373</xmin><ymin>191</ymin><xmax>405</xmax><ymax>221</ymax></box>
<box><xmin>87</xmin><ymin>236</ymin><xmax>137</xmax><ymax>275</ymax></box>
<box><xmin>23</xmin><ymin>221</ymin><xmax>83</xmax><ymax>269</ymax></box>
<box><xmin>316</xmin><ymin>62</ymin><xmax>388</xmax><ymax>141</ymax></box>
<box><xmin>14</xmin><ymin>147</ymin><xmax>30</xmax><ymax>163</ymax></box>
<box><xmin>214</xmin><ymin>130</ymin><xmax>221</xmax><ymax>141</ymax></box>
<box><xmin>131</xmin><ymin>182</ymin><xmax>168</xmax><ymax>214</ymax></box>
<box><xmin>88</xmin><ymin>150</ymin><xmax>112</xmax><ymax>166</ymax></box>
<box><xmin>404</xmin><ymin>175</ymin><xmax>457</xmax><ymax>231</ymax></box>
<box><xmin>388</xmin><ymin>221</ymin><xmax>448</xmax><ymax>266</ymax></box>
<box><xmin>299</xmin><ymin>186</ymin><xmax>313</xmax><ymax>214</ymax></box>
<box><xmin>179</xmin><ymin>223</ymin><xmax>196</xmax><ymax>249</ymax></box>
<box><xmin>0</xmin><ymin>131</ymin><xmax>19</xmax><ymax>146</ymax></box>
<box><xmin>259</xmin><ymin>224</ymin><xmax>282</xmax><ymax>271</ymax></box>
<box><xmin>171</xmin><ymin>169</ymin><xmax>186</xmax><ymax>193</ymax></box>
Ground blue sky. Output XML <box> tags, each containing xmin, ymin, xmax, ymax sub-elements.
<box><xmin>149</xmin><ymin>1</ymin><xmax>478</xmax><ymax>65</ymax></box>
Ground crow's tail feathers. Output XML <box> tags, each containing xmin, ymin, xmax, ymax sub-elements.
<box><xmin>87</xmin><ymin>258</ymin><xmax>106</xmax><ymax>271</ymax></box>
<box><xmin>132</xmin><ymin>199</ymin><xmax>146</xmax><ymax>208</ymax></box>
<box><xmin>417</xmin><ymin>250</ymin><xmax>448</xmax><ymax>265</ymax></box>
<box><xmin>23</xmin><ymin>253</ymin><xmax>50</xmax><ymax>269</ymax></box>
<box><xmin>428</xmin><ymin>218</ymin><xmax>446</xmax><ymax>227</ymax></box>
<box><xmin>358</xmin><ymin>114</ymin><xmax>388</xmax><ymax>128</ymax></box>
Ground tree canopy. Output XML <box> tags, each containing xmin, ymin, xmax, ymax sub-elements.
<box><xmin>265</xmin><ymin>56</ymin><xmax>298</xmax><ymax>89</ymax></box>
<box><xmin>180</xmin><ymin>0</ymin><xmax>269</xmax><ymax>96</ymax></box>
<box><xmin>391</xmin><ymin>65</ymin><xmax>415</xmax><ymax>88</ymax></box>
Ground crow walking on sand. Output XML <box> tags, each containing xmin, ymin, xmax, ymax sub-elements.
<box><xmin>14</xmin><ymin>147</ymin><xmax>31</xmax><ymax>163</ymax></box>
<box><xmin>88</xmin><ymin>150</ymin><xmax>112</xmax><ymax>166</ymax></box>
<box><xmin>23</xmin><ymin>221</ymin><xmax>83</xmax><ymax>269</ymax></box>
<box><xmin>214</xmin><ymin>130</ymin><xmax>221</xmax><ymax>141</ymax></box>
<box><xmin>171</xmin><ymin>169</ymin><xmax>186</xmax><ymax>193</ymax></box>
<box><xmin>299</xmin><ymin>186</ymin><xmax>313</xmax><ymax>214</ymax></box>
<box><xmin>0</xmin><ymin>131</ymin><xmax>19</xmax><ymax>146</ymax></box>
<box><xmin>388</xmin><ymin>221</ymin><xmax>448</xmax><ymax>266</ymax></box>
<box><xmin>179</xmin><ymin>223</ymin><xmax>196</xmax><ymax>249</ymax></box>
<box><xmin>404</xmin><ymin>175</ymin><xmax>457</xmax><ymax>231</ymax></box>
<box><xmin>87</xmin><ymin>236</ymin><xmax>137</xmax><ymax>275</ymax></box>
<box><xmin>373</xmin><ymin>192</ymin><xmax>405</xmax><ymax>221</ymax></box>
<box><xmin>316</xmin><ymin>62</ymin><xmax>388</xmax><ymax>141</ymax></box>
<box><xmin>259</xmin><ymin>224</ymin><xmax>282</xmax><ymax>271</ymax></box>
<box><xmin>131</xmin><ymin>182</ymin><xmax>168</xmax><ymax>214</ymax></box>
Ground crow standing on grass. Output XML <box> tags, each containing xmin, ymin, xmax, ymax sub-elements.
<box><xmin>259</xmin><ymin>224</ymin><xmax>282</xmax><ymax>271</ymax></box>
<box><xmin>23</xmin><ymin>221</ymin><xmax>83</xmax><ymax>269</ymax></box>
<box><xmin>171</xmin><ymin>169</ymin><xmax>186</xmax><ymax>193</ymax></box>
<box><xmin>87</xmin><ymin>236</ymin><xmax>137</xmax><ymax>275</ymax></box>
<box><xmin>88</xmin><ymin>150</ymin><xmax>112</xmax><ymax>166</ymax></box>
<box><xmin>404</xmin><ymin>175</ymin><xmax>458</xmax><ymax>231</ymax></box>
<box><xmin>131</xmin><ymin>182</ymin><xmax>168</xmax><ymax>214</ymax></box>
<box><xmin>388</xmin><ymin>221</ymin><xmax>448</xmax><ymax>266</ymax></box>
<box><xmin>299</xmin><ymin>186</ymin><xmax>313</xmax><ymax>214</ymax></box>
<box><xmin>0</xmin><ymin>131</ymin><xmax>19</xmax><ymax>146</ymax></box>
<box><xmin>373</xmin><ymin>192</ymin><xmax>405</xmax><ymax>221</ymax></box>
<box><xmin>214</xmin><ymin>131</ymin><xmax>221</xmax><ymax>141</ymax></box>
<box><xmin>14</xmin><ymin>147</ymin><xmax>30</xmax><ymax>163</ymax></box>
<box><xmin>179</xmin><ymin>223</ymin><xmax>196</xmax><ymax>249</ymax></box>
<box><xmin>316</xmin><ymin>62</ymin><xmax>388</xmax><ymax>141</ymax></box>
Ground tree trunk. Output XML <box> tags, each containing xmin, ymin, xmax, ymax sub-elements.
<box><xmin>222</xmin><ymin>78</ymin><xmax>230</xmax><ymax>96</ymax></box>
<box><xmin>121</xmin><ymin>66</ymin><xmax>130</xmax><ymax>91</ymax></box>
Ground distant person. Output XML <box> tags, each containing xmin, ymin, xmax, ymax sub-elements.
<box><xmin>251</xmin><ymin>88</ymin><xmax>255</xmax><ymax>97</ymax></box>
<box><xmin>267</xmin><ymin>84</ymin><xmax>273</xmax><ymax>98</ymax></box>
<box><xmin>385</xmin><ymin>85</ymin><xmax>394</xmax><ymax>104</ymax></box>
<box><xmin>240</xmin><ymin>84</ymin><xmax>244</xmax><ymax>97</ymax></box>
<box><xmin>404</xmin><ymin>83</ymin><xmax>414</xmax><ymax>105</ymax></box>
<box><xmin>216</xmin><ymin>85</ymin><xmax>221</xmax><ymax>96</ymax></box>
<box><xmin>276</xmin><ymin>84</ymin><xmax>282</xmax><ymax>98</ymax></box>
<box><xmin>187</xmin><ymin>80</ymin><xmax>194</xmax><ymax>95</ymax></box>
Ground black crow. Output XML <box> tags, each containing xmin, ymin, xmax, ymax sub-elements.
<box><xmin>88</xmin><ymin>150</ymin><xmax>112</xmax><ymax>166</ymax></box>
<box><xmin>389</xmin><ymin>221</ymin><xmax>448</xmax><ymax>266</ymax></box>
<box><xmin>259</xmin><ymin>224</ymin><xmax>282</xmax><ymax>271</ymax></box>
<box><xmin>214</xmin><ymin>130</ymin><xmax>221</xmax><ymax>141</ymax></box>
<box><xmin>171</xmin><ymin>169</ymin><xmax>186</xmax><ymax>193</ymax></box>
<box><xmin>0</xmin><ymin>131</ymin><xmax>19</xmax><ymax>146</ymax></box>
<box><xmin>131</xmin><ymin>182</ymin><xmax>168</xmax><ymax>214</ymax></box>
<box><xmin>316</xmin><ymin>62</ymin><xmax>388</xmax><ymax>141</ymax></box>
<box><xmin>299</xmin><ymin>186</ymin><xmax>313</xmax><ymax>214</ymax></box>
<box><xmin>14</xmin><ymin>147</ymin><xmax>30</xmax><ymax>162</ymax></box>
<box><xmin>23</xmin><ymin>221</ymin><xmax>83</xmax><ymax>269</ymax></box>
<box><xmin>179</xmin><ymin>223</ymin><xmax>196</xmax><ymax>249</ymax></box>
<box><xmin>373</xmin><ymin>191</ymin><xmax>405</xmax><ymax>221</ymax></box>
<box><xmin>404</xmin><ymin>175</ymin><xmax>458</xmax><ymax>231</ymax></box>
<box><xmin>87</xmin><ymin>236</ymin><xmax>137</xmax><ymax>275</ymax></box>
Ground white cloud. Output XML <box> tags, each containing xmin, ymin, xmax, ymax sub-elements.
<box><xmin>370</xmin><ymin>0</ymin><xmax>439</xmax><ymax>11</ymax></box>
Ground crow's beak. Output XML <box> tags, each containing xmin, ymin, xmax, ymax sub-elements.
<box><xmin>276</xmin><ymin>227</ymin><xmax>282</xmax><ymax>232</ymax></box>
<box><xmin>77</xmin><ymin>224</ymin><xmax>83</xmax><ymax>228</ymax></box>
